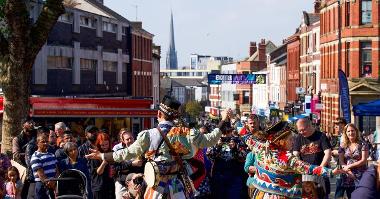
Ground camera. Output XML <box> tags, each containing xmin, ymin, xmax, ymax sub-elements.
<box><xmin>133</xmin><ymin>176</ymin><xmax>144</xmax><ymax>185</ymax></box>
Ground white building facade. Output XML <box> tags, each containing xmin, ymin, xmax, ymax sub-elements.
<box><xmin>220</xmin><ymin>63</ymin><xmax>237</xmax><ymax>110</ymax></box>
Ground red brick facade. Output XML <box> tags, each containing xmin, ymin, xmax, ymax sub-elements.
<box><xmin>131</xmin><ymin>22</ymin><xmax>154</xmax><ymax>98</ymax></box>
<box><xmin>286</xmin><ymin>34</ymin><xmax>301</xmax><ymax>103</ymax></box>
<box><xmin>320</xmin><ymin>0</ymin><xmax>380</xmax><ymax>133</ymax></box>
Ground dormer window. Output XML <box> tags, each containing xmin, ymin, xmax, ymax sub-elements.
<box><xmin>80</xmin><ymin>16</ymin><xmax>96</xmax><ymax>28</ymax></box>
<box><xmin>103</xmin><ymin>21</ymin><xmax>117</xmax><ymax>33</ymax></box>
<box><xmin>59</xmin><ymin>13</ymin><xmax>73</xmax><ymax>23</ymax></box>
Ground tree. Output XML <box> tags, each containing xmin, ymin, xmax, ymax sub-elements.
<box><xmin>185</xmin><ymin>101</ymin><xmax>203</xmax><ymax>122</ymax></box>
<box><xmin>0</xmin><ymin>0</ymin><xmax>64</xmax><ymax>152</ymax></box>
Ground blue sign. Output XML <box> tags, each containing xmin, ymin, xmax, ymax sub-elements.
<box><xmin>338</xmin><ymin>69</ymin><xmax>351</xmax><ymax>123</ymax></box>
<box><xmin>208</xmin><ymin>74</ymin><xmax>266</xmax><ymax>84</ymax></box>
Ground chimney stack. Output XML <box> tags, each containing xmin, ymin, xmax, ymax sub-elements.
<box><xmin>314</xmin><ymin>0</ymin><xmax>321</xmax><ymax>13</ymax></box>
<box><xmin>258</xmin><ymin>39</ymin><xmax>266</xmax><ymax>61</ymax></box>
<box><xmin>249</xmin><ymin>42</ymin><xmax>257</xmax><ymax>57</ymax></box>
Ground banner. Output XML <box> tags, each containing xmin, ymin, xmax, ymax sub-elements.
<box><xmin>338</xmin><ymin>69</ymin><xmax>351</xmax><ymax>123</ymax></box>
<box><xmin>208</xmin><ymin>74</ymin><xmax>266</xmax><ymax>84</ymax></box>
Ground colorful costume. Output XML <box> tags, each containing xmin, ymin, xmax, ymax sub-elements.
<box><xmin>246</xmin><ymin>121</ymin><xmax>333</xmax><ymax>199</ymax></box>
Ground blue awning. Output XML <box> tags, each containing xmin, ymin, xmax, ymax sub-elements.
<box><xmin>287</xmin><ymin>113</ymin><xmax>309</xmax><ymax>122</ymax></box>
<box><xmin>353</xmin><ymin>100</ymin><xmax>380</xmax><ymax>116</ymax></box>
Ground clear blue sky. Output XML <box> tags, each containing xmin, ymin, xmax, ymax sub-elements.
<box><xmin>105</xmin><ymin>0</ymin><xmax>315</xmax><ymax>68</ymax></box>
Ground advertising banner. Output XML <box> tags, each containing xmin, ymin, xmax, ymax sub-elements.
<box><xmin>338</xmin><ymin>69</ymin><xmax>351</xmax><ymax>123</ymax></box>
<box><xmin>208</xmin><ymin>74</ymin><xmax>266</xmax><ymax>84</ymax></box>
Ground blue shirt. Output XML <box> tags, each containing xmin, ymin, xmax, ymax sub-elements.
<box><xmin>30</xmin><ymin>151</ymin><xmax>57</xmax><ymax>181</ymax></box>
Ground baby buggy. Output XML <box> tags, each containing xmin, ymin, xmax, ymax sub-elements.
<box><xmin>55</xmin><ymin>169</ymin><xmax>88</xmax><ymax>199</ymax></box>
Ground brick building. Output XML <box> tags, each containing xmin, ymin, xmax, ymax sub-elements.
<box><xmin>320</xmin><ymin>0</ymin><xmax>380</xmax><ymax>133</ymax></box>
<box><xmin>268</xmin><ymin>44</ymin><xmax>287</xmax><ymax>110</ymax></box>
<box><xmin>130</xmin><ymin>22</ymin><xmax>154</xmax><ymax>97</ymax></box>
<box><xmin>236</xmin><ymin>39</ymin><xmax>276</xmax><ymax>114</ymax></box>
<box><xmin>285</xmin><ymin>34</ymin><xmax>301</xmax><ymax>104</ymax></box>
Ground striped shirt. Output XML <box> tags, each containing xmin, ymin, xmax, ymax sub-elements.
<box><xmin>30</xmin><ymin>151</ymin><xmax>57</xmax><ymax>182</ymax></box>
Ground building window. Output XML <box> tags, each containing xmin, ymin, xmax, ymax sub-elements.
<box><xmin>103</xmin><ymin>21</ymin><xmax>117</xmax><ymax>33</ymax></box>
<box><xmin>103</xmin><ymin>61</ymin><xmax>117</xmax><ymax>72</ymax></box>
<box><xmin>345</xmin><ymin>2</ymin><xmax>350</xmax><ymax>27</ymax></box>
<box><xmin>80</xmin><ymin>16</ymin><xmax>96</xmax><ymax>28</ymax></box>
<box><xmin>47</xmin><ymin>56</ymin><xmax>72</xmax><ymax>69</ymax></box>
<box><xmin>58</xmin><ymin>13</ymin><xmax>72</xmax><ymax>23</ymax></box>
<box><xmin>243</xmin><ymin>91</ymin><xmax>249</xmax><ymax>104</ymax></box>
<box><xmin>80</xmin><ymin>59</ymin><xmax>96</xmax><ymax>70</ymax></box>
<box><xmin>360</xmin><ymin>41</ymin><xmax>372</xmax><ymax>77</ymax></box>
<box><xmin>361</xmin><ymin>0</ymin><xmax>372</xmax><ymax>25</ymax></box>
<box><xmin>345</xmin><ymin>42</ymin><xmax>350</xmax><ymax>76</ymax></box>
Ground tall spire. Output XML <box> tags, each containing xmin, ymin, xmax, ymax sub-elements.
<box><xmin>166</xmin><ymin>11</ymin><xmax>178</xmax><ymax>69</ymax></box>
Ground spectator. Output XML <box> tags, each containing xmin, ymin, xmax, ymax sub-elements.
<box><xmin>332</xmin><ymin>117</ymin><xmax>348</xmax><ymax>156</ymax></box>
<box><xmin>244</xmin><ymin>151</ymin><xmax>255</xmax><ymax>198</ymax></box>
<box><xmin>48</xmin><ymin>130</ymin><xmax>59</xmax><ymax>151</ymax></box>
<box><xmin>58</xmin><ymin>142</ymin><xmax>91</xmax><ymax>199</ymax></box>
<box><xmin>30</xmin><ymin>133</ymin><xmax>58</xmax><ymax>199</ymax></box>
<box><xmin>91</xmin><ymin>133</ymin><xmax>115</xmax><ymax>199</ymax></box>
<box><xmin>335</xmin><ymin>123</ymin><xmax>369</xmax><ymax>199</ymax></box>
<box><xmin>0</xmin><ymin>152</ymin><xmax>11</xmax><ymax>198</ymax></box>
<box><xmin>78</xmin><ymin>125</ymin><xmax>99</xmax><ymax>158</ymax></box>
<box><xmin>293</xmin><ymin>118</ymin><xmax>332</xmax><ymax>199</ymax></box>
<box><xmin>55</xmin><ymin>122</ymin><xmax>67</xmax><ymax>138</ymax></box>
<box><xmin>351</xmin><ymin>162</ymin><xmax>380</xmax><ymax>199</ymax></box>
<box><xmin>374</xmin><ymin>129</ymin><xmax>380</xmax><ymax>160</ymax></box>
<box><xmin>113</xmin><ymin>129</ymin><xmax>143</xmax><ymax>199</ymax></box>
<box><xmin>4</xmin><ymin>166</ymin><xmax>23</xmax><ymax>199</ymax></box>
<box><xmin>239</xmin><ymin>114</ymin><xmax>260</xmax><ymax>137</ymax></box>
<box><xmin>24</xmin><ymin>127</ymin><xmax>55</xmax><ymax>199</ymax></box>
<box><xmin>207</xmin><ymin>122</ymin><xmax>247</xmax><ymax>199</ymax></box>
<box><xmin>12</xmin><ymin>119</ymin><xmax>35</xmax><ymax>166</ymax></box>
<box><xmin>122</xmin><ymin>173</ymin><xmax>146</xmax><ymax>199</ymax></box>
<box><xmin>55</xmin><ymin>130</ymin><xmax>74</xmax><ymax>161</ymax></box>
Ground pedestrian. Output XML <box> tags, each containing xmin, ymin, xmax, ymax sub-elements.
<box><xmin>122</xmin><ymin>173</ymin><xmax>146</xmax><ymax>199</ymax></box>
<box><xmin>246</xmin><ymin>121</ymin><xmax>343</xmax><ymax>198</ymax></box>
<box><xmin>293</xmin><ymin>118</ymin><xmax>332</xmax><ymax>198</ymax></box>
<box><xmin>335</xmin><ymin>123</ymin><xmax>368</xmax><ymax>199</ymax></box>
<box><xmin>113</xmin><ymin>129</ymin><xmax>144</xmax><ymax>199</ymax></box>
<box><xmin>0</xmin><ymin>153</ymin><xmax>12</xmax><ymax>198</ymax></box>
<box><xmin>244</xmin><ymin>151</ymin><xmax>256</xmax><ymax>198</ymax></box>
<box><xmin>58</xmin><ymin>142</ymin><xmax>91</xmax><ymax>199</ymax></box>
<box><xmin>85</xmin><ymin>95</ymin><xmax>230</xmax><ymax>199</ymax></box>
<box><xmin>30</xmin><ymin>133</ymin><xmax>58</xmax><ymax>199</ymax></box>
<box><xmin>4</xmin><ymin>166</ymin><xmax>23</xmax><ymax>199</ymax></box>
<box><xmin>55</xmin><ymin>130</ymin><xmax>74</xmax><ymax>161</ymax></box>
<box><xmin>351</xmin><ymin>161</ymin><xmax>380</xmax><ymax>199</ymax></box>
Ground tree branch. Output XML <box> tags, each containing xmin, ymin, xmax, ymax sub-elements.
<box><xmin>28</xmin><ymin>0</ymin><xmax>64</xmax><ymax>59</ymax></box>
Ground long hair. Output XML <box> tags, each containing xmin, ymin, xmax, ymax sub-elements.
<box><xmin>341</xmin><ymin>123</ymin><xmax>360</xmax><ymax>148</ymax></box>
<box><xmin>95</xmin><ymin>132</ymin><xmax>111</xmax><ymax>153</ymax></box>
<box><xmin>7</xmin><ymin>166</ymin><xmax>20</xmax><ymax>181</ymax></box>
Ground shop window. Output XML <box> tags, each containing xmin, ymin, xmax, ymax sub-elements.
<box><xmin>47</xmin><ymin>56</ymin><xmax>72</xmax><ymax>69</ymax></box>
<box><xmin>243</xmin><ymin>91</ymin><xmax>249</xmax><ymax>104</ymax></box>
<box><xmin>361</xmin><ymin>0</ymin><xmax>372</xmax><ymax>25</ymax></box>
<box><xmin>360</xmin><ymin>41</ymin><xmax>372</xmax><ymax>77</ymax></box>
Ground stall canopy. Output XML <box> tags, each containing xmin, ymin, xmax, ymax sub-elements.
<box><xmin>0</xmin><ymin>97</ymin><xmax>157</xmax><ymax>117</ymax></box>
<box><xmin>287</xmin><ymin>113</ymin><xmax>309</xmax><ymax>122</ymax></box>
<box><xmin>353</xmin><ymin>99</ymin><xmax>380</xmax><ymax>116</ymax></box>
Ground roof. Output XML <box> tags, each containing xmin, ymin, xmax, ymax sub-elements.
<box><xmin>75</xmin><ymin>0</ymin><xmax>130</xmax><ymax>23</ymax></box>
<box><xmin>270</xmin><ymin>44</ymin><xmax>287</xmax><ymax>64</ymax></box>
<box><xmin>302</xmin><ymin>11</ymin><xmax>320</xmax><ymax>26</ymax></box>
<box><xmin>171</xmin><ymin>78</ymin><xmax>206</xmax><ymax>87</ymax></box>
<box><xmin>246</xmin><ymin>40</ymin><xmax>277</xmax><ymax>62</ymax></box>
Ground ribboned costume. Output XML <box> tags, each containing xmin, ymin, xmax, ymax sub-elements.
<box><xmin>246</xmin><ymin>121</ymin><xmax>334</xmax><ymax>199</ymax></box>
<box><xmin>102</xmin><ymin>96</ymin><xmax>225</xmax><ymax>199</ymax></box>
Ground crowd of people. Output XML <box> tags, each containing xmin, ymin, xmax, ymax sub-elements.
<box><xmin>0</xmin><ymin>95</ymin><xmax>379</xmax><ymax>199</ymax></box>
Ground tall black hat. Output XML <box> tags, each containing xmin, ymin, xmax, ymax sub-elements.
<box><xmin>263</xmin><ymin>121</ymin><xmax>296</xmax><ymax>143</ymax></box>
<box><xmin>158</xmin><ymin>95</ymin><xmax>181</xmax><ymax>118</ymax></box>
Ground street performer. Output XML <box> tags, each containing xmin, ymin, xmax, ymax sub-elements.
<box><xmin>246</xmin><ymin>121</ymin><xmax>343</xmax><ymax>199</ymax></box>
<box><xmin>86</xmin><ymin>95</ymin><xmax>231</xmax><ymax>199</ymax></box>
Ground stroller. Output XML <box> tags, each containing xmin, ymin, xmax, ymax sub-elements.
<box><xmin>55</xmin><ymin>169</ymin><xmax>88</xmax><ymax>199</ymax></box>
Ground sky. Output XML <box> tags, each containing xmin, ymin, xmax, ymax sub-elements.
<box><xmin>105</xmin><ymin>0</ymin><xmax>315</xmax><ymax>68</ymax></box>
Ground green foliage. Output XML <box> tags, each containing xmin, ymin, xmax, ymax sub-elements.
<box><xmin>0</xmin><ymin>0</ymin><xmax>9</xmax><ymax>38</ymax></box>
<box><xmin>185</xmin><ymin>101</ymin><xmax>203</xmax><ymax>120</ymax></box>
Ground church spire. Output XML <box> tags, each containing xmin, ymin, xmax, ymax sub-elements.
<box><xmin>166</xmin><ymin>11</ymin><xmax>178</xmax><ymax>69</ymax></box>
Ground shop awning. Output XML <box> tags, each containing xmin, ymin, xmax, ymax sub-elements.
<box><xmin>287</xmin><ymin>113</ymin><xmax>309</xmax><ymax>122</ymax></box>
<box><xmin>353</xmin><ymin>99</ymin><xmax>380</xmax><ymax>116</ymax></box>
<box><xmin>0</xmin><ymin>97</ymin><xmax>157</xmax><ymax>117</ymax></box>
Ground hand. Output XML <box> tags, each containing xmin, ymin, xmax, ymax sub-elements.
<box><xmin>46</xmin><ymin>181</ymin><xmax>56</xmax><ymax>189</ymax></box>
<box><xmin>221</xmin><ymin>108</ymin><xmax>232</xmax><ymax>121</ymax></box>
<box><xmin>248</xmin><ymin>166</ymin><xmax>255</xmax><ymax>174</ymax></box>
<box><xmin>131</xmin><ymin>159</ymin><xmax>143</xmax><ymax>167</ymax></box>
<box><xmin>85</xmin><ymin>148</ymin><xmax>102</xmax><ymax>160</ymax></box>
<box><xmin>332</xmin><ymin>167</ymin><xmax>344</xmax><ymax>175</ymax></box>
<box><xmin>342</xmin><ymin>165</ymin><xmax>351</xmax><ymax>172</ymax></box>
